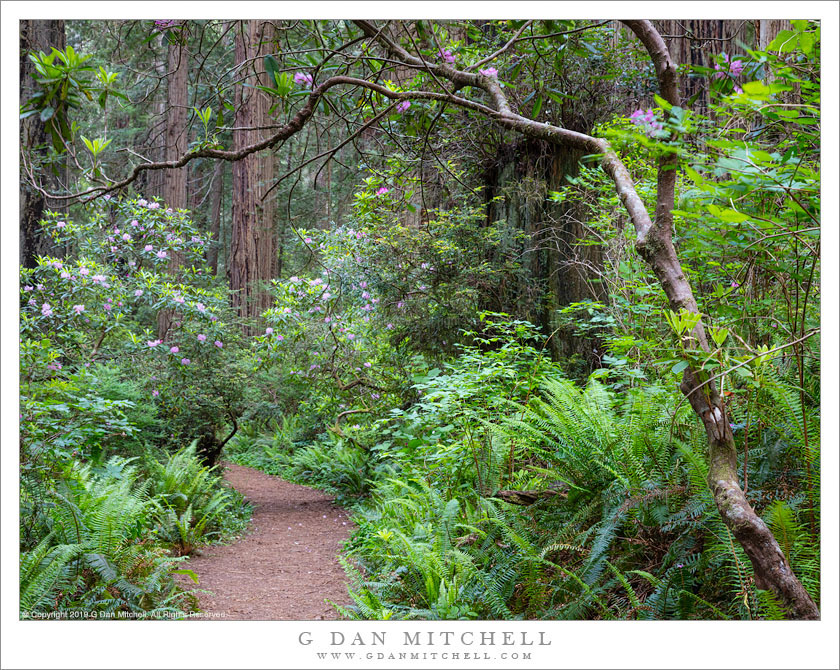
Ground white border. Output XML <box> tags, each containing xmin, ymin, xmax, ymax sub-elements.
<box><xmin>2</xmin><ymin>3</ymin><xmax>838</xmax><ymax>669</ymax></box>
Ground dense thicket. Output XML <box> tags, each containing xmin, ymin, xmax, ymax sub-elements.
<box><xmin>19</xmin><ymin>18</ymin><xmax>820</xmax><ymax>620</ymax></box>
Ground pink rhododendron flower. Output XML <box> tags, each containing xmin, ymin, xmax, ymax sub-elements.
<box><xmin>438</xmin><ymin>48</ymin><xmax>455</xmax><ymax>63</ymax></box>
<box><xmin>47</xmin><ymin>362</ymin><xmax>62</xmax><ymax>371</ymax></box>
<box><xmin>294</xmin><ymin>72</ymin><xmax>314</xmax><ymax>87</ymax></box>
<box><xmin>196</xmin><ymin>302</ymin><xmax>206</xmax><ymax>312</ymax></box>
<box><xmin>103</xmin><ymin>303</ymin><xmax>112</xmax><ymax>311</ymax></box>
<box><xmin>145</xmin><ymin>244</ymin><xmax>154</xmax><ymax>251</ymax></box>
<box><xmin>73</xmin><ymin>304</ymin><xmax>85</xmax><ymax>314</ymax></box>
<box><xmin>24</xmin><ymin>285</ymin><xmax>33</xmax><ymax>292</ymax></box>
<box><xmin>266</xmin><ymin>327</ymin><xmax>274</xmax><ymax>335</ymax></box>
<box><xmin>396</xmin><ymin>100</ymin><xmax>411</xmax><ymax>113</ymax></box>
<box><xmin>79</xmin><ymin>267</ymin><xmax>89</xmax><ymax>275</ymax></box>
<box><xmin>364</xmin><ymin>361</ymin><xmax>372</xmax><ymax>368</ymax></box>
<box><xmin>41</xmin><ymin>303</ymin><xmax>53</xmax><ymax>316</ymax></box>
<box><xmin>181</xmin><ymin>358</ymin><xmax>190</xmax><ymax>365</ymax></box>
<box><xmin>152</xmin><ymin>389</ymin><xmax>159</xmax><ymax>397</ymax></box>
<box><xmin>276</xmin><ymin>335</ymin><xmax>284</xmax><ymax>341</ymax></box>
<box><xmin>304</xmin><ymin>237</ymin><xmax>313</xmax><ymax>244</ymax></box>
<box><xmin>479</xmin><ymin>67</ymin><xmax>498</xmax><ymax>76</ymax></box>
<box><xmin>56</xmin><ymin>221</ymin><xmax>66</xmax><ymax>228</ymax></box>
<box><xmin>135</xmin><ymin>289</ymin><xmax>144</xmax><ymax>297</ymax></box>
<box><xmin>148</xmin><ymin>202</ymin><xmax>160</xmax><ymax>209</ymax></box>
<box><xmin>60</xmin><ymin>272</ymin><xmax>70</xmax><ymax>279</ymax></box>
<box><xmin>138</xmin><ymin>199</ymin><xmax>148</xmax><ymax>206</ymax></box>
<box><xmin>170</xmin><ymin>346</ymin><xmax>179</xmax><ymax>353</ymax></box>
<box><xmin>729</xmin><ymin>59</ymin><xmax>744</xmax><ymax>76</ymax></box>
<box><xmin>629</xmin><ymin>108</ymin><xmax>664</xmax><ymax>137</ymax></box>
<box><xmin>197</xmin><ymin>334</ymin><xmax>207</xmax><ymax>342</ymax></box>
<box><xmin>131</xmin><ymin>219</ymin><xmax>139</xmax><ymax>227</ymax></box>
<box><xmin>214</xmin><ymin>340</ymin><xmax>223</xmax><ymax>348</ymax></box>
<box><xmin>156</xmin><ymin>250</ymin><xmax>168</xmax><ymax>259</ymax></box>
<box><xmin>147</xmin><ymin>339</ymin><xmax>161</xmax><ymax>347</ymax></box>
<box><xmin>174</xmin><ymin>296</ymin><xmax>185</xmax><ymax>304</ymax></box>
<box><xmin>122</xmin><ymin>233</ymin><xmax>131</xmax><ymax>241</ymax></box>
<box><xmin>376</xmin><ymin>187</ymin><xmax>389</xmax><ymax>195</ymax></box>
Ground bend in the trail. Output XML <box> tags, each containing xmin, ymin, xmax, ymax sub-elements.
<box><xmin>182</xmin><ymin>462</ymin><xmax>354</xmax><ymax>620</ymax></box>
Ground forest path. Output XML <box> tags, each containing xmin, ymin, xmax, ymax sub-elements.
<box><xmin>181</xmin><ymin>462</ymin><xmax>354</xmax><ymax>620</ymax></box>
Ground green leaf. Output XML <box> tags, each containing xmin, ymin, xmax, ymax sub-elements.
<box><xmin>653</xmin><ymin>94</ymin><xmax>672</xmax><ymax>111</ymax></box>
<box><xmin>531</xmin><ymin>93</ymin><xmax>543</xmax><ymax>119</ymax></box>
<box><xmin>172</xmin><ymin>568</ymin><xmax>199</xmax><ymax>584</ymax></box>
<box><xmin>671</xmin><ymin>360</ymin><xmax>689</xmax><ymax>375</ymax></box>
<box><xmin>264</xmin><ymin>55</ymin><xmax>281</xmax><ymax>89</ymax></box>
<box><xmin>766</xmin><ymin>30</ymin><xmax>797</xmax><ymax>52</ymax></box>
<box><xmin>741</xmin><ymin>81</ymin><xmax>770</xmax><ymax>99</ymax></box>
<box><xmin>39</xmin><ymin>106</ymin><xmax>55</xmax><ymax>122</ymax></box>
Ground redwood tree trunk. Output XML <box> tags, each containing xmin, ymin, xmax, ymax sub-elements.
<box><xmin>20</xmin><ymin>19</ymin><xmax>66</xmax><ymax>268</ymax></box>
<box><xmin>207</xmin><ymin>160</ymin><xmax>224</xmax><ymax>274</ymax></box>
<box><xmin>230</xmin><ymin>20</ymin><xmax>278</xmax><ymax>332</ymax></box>
<box><xmin>156</xmin><ymin>25</ymin><xmax>189</xmax><ymax>339</ymax></box>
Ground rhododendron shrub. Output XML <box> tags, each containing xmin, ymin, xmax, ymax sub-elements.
<box><xmin>251</xmin><ymin>171</ymin><xmax>525</xmax><ymax>432</ymax></box>
<box><xmin>20</xmin><ymin>197</ymin><xmax>247</xmax><ymax>464</ymax></box>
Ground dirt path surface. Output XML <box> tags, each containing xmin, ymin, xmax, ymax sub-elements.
<box><xmin>182</xmin><ymin>463</ymin><xmax>354</xmax><ymax>620</ymax></box>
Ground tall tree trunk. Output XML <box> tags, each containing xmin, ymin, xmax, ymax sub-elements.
<box><xmin>487</xmin><ymin>139</ymin><xmax>607</xmax><ymax>367</ymax></box>
<box><xmin>156</xmin><ymin>25</ymin><xmax>189</xmax><ymax>339</ymax></box>
<box><xmin>20</xmin><ymin>19</ymin><xmax>65</xmax><ymax>268</ymax></box>
<box><xmin>207</xmin><ymin>160</ymin><xmax>224</xmax><ymax>274</ymax></box>
<box><xmin>230</xmin><ymin>20</ymin><xmax>278</xmax><ymax>332</ymax></box>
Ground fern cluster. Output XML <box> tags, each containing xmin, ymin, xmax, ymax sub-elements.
<box><xmin>20</xmin><ymin>445</ymin><xmax>249</xmax><ymax>619</ymax></box>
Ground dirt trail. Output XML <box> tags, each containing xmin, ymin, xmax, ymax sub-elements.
<box><xmin>182</xmin><ymin>462</ymin><xmax>354</xmax><ymax>620</ymax></box>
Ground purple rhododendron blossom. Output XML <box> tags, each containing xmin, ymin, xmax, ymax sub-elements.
<box><xmin>170</xmin><ymin>346</ymin><xmax>179</xmax><ymax>354</ymax></box>
<box><xmin>41</xmin><ymin>303</ymin><xmax>53</xmax><ymax>316</ymax></box>
<box><xmin>197</xmin><ymin>334</ymin><xmax>207</xmax><ymax>342</ymax></box>
<box><xmin>438</xmin><ymin>48</ymin><xmax>455</xmax><ymax>63</ymax></box>
<box><xmin>396</xmin><ymin>100</ymin><xmax>411</xmax><ymax>113</ymax></box>
<box><xmin>214</xmin><ymin>340</ymin><xmax>223</xmax><ymax>348</ymax></box>
<box><xmin>629</xmin><ymin>108</ymin><xmax>664</xmax><ymax>137</ymax></box>
<box><xmin>181</xmin><ymin>358</ymin><xmax>190</xmax><ymax>365</ymax></box>
<box><xmin>73</xmin><ymin>304</ymin><xmax>85</xmax><ymax>314</ymax></box>
<box><xmin>294</xmin><ymin>72</ymin><xmax>314</xmax><ymax>87</ymax></box>
<box><xmin>479</xmin><ymin>67</ymin><xmax>498</xmax><ymax>77</ymax></box>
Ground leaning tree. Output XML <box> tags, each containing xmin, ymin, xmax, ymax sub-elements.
<box><xmin>19</xmin><ymin>18</ymin><xmax>820</xmax><ymax>618</ymax></box>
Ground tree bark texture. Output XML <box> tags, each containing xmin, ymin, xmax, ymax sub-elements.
<box><xmin>19</xmin><ymin>19</ymin><xmax>66</xmax><ymax>268</ymax></box>
<box><xmin>230</xmin><ymin>20</ymin><xmax>278</xmax><ymax>330</ymax></box>
<box><xmin>207</xmin><ymin>160</ymin><xmax>224</xmax><ymax>274</ymax></box>
<box><xmin>156</xmin><ymin>26</ymin><xmax>190</xmax><ymax>340</ymax></box>
<box><xmin>486</xmin><ymin>140</ymin><xmax>607</xmax><ymax>366</ymax></box>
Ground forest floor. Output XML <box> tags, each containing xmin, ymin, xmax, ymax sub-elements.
<box><xmin>180</xmin><ymin>463</ymin><xmax>354</xmax><ymax>620</ymax></box>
